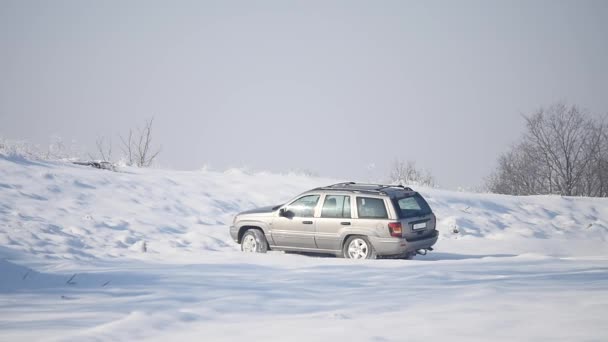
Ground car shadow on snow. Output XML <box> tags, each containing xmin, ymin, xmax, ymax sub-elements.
<box><xmin>282</xmin><ymin>251</ymin><xmax>516</xmax><ymax>261</ymax></box>
<box><xmin>418</xmin><ymin>252</ymin><xmax>516</xmax><ymax>261</ymax></box>
<box><xmin>282</xmin><ymin>251</ymin><xmax>336</xmax><ymax>258</ymax></box>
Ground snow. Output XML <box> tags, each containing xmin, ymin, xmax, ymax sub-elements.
<box><xmin>1</xmin><ymin>153</ymin><xmax>607</xmax><ymax>341</ymax></box>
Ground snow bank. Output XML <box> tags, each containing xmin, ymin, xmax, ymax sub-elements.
<box><xmin>1</xmin><ymin>153</ymin><xmax>608</xmax><ymax>341</ymax></box>
<box><xmin>1</xmin><ymin>153</ymin><xmax>606</xmax><ymax>265</ymax></box>
<box><xmin>0</xmin><ymin>154</ymin><xmax>333</xmax><ymax>264</ymax></box>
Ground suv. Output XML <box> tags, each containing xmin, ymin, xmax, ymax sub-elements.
<box><xmin>229</xmin><ymin>182</ymin><xmax>438</xmax><ymax>259</ymax></box>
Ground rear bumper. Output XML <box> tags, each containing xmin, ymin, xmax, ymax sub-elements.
<box><xmin>369</xmin><ymin>230</ymin><xmax>438</xmax><ymax>256</ymax></box>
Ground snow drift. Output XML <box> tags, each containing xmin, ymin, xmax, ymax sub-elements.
<box><xmin>1</xmin><ymin>153</ymin><xmax>607</xmax><ymax>341</ymax></box>
<box><xmin>1</xmin><ymin>154</ymin><xmax>606</xmax><ymax>264</ymax></box>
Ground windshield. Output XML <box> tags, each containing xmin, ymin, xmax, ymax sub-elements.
<box><xmin>393</xmin><ymin>193</ymin><xmax>432</xmax><ymax>219</ymax></box>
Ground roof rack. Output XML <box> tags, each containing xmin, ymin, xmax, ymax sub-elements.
<box><xmin>325</xmin><ymin>182</ymin><xmax>356</xmax><ymax>188</ymax></box>
<box><xmin>333</xmin><ymin>183</ymin><xmax>413</xmax><ymax>192</ymax></box>
<box><xmin>313</xmin><ymin>182</ymin><xmax>414</xmax><ymax>194</ymax></box>
<box><xmin>377</xmin><ymin>184</ymin><xmax>414</xmax><ymax>192</ymax></box>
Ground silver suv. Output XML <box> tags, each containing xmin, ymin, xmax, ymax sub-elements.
<box><xmin>229</xmin><ymin>183</ymin><xmax>438</xmax><ymax>259</ymax></box>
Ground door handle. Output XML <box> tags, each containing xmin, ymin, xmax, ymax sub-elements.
<box><xmin>302</xmin><ymin>221</ymin><xmax>313</xmax><ymax>224</ymax></box>
<box><xmin>340</xmin><ymin>222</ymin><xmax>351</xmax><ymax>226</ymax></box>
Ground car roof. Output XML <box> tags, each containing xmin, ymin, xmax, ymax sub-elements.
<box><xmin>310</xmin><ymin>182</ymin><xmax>417</xmax><ymax>198</ymax></box>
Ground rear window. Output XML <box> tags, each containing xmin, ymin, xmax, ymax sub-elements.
<box><xmin>356</xmin><ymin>197</ymin><xmax>388</xmax><ymax>219</ymax></box>
<box><xmin>393</xmin><ymin>194</ymin><xmax>432</xmax><ymax>218</ymax></box>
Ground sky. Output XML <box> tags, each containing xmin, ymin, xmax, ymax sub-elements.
<box><xmin>1</xmin><ymin>0</ymin><xmax>607</xmax><ymax>188</ymax></box>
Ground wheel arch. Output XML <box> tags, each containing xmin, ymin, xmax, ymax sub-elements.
<box><xmin>340</xmin><ymin>231</ymin><xmax>373</xmax><ymax>249</ymax></box>
<box><xmin>341</xmin><ymin>234</ymin><xmax>357</xmax><ymax>249</ymax></box>
<box><xmin>237</xmin><ymin>225</ymin><xmax>266</xmax><ymax>244</ymax></box>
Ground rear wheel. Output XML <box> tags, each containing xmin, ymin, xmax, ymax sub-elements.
<box><xmin>241</xmin><ymin>229</ymin><xmax>268</xmax><ymax>253</ymax></box>
<box><xmin>343</xmin><ymin>236</ymin><xmax>376</xmax><ymax>259</ymax></box>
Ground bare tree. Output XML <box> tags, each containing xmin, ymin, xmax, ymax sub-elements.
<box><xmin>601</xmin><ymin>127</ymin><xmax>608</xmax><ymax>196</ymax></box>
<box><xmin>487</xmin><ymin>142</ymin><xmax>545</xmax><ymax>195</ymax></box>
<box><xmin>488</xmin><ymin>103</ymin><xmax>606</xmax><ymax>197</ymax></box>
<box><xmin>120</xmin><ymin>118</ymin><xmax>161</xmax><ymax>167</ymax></box>
<box><xmin>583</xmin><ymin>121</ymin><xmax>608</xmax><ymax>197</ymax></box>
<box><xmin>389</xmin><ymin>159</ymin><xmax>435</xmax><ymax>187</ymax></box>
<box><xmin>524</xmin><ymin>104</ymin><xmax>600</xmax><ymax>196</ymax></box>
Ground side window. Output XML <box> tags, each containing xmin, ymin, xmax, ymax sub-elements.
<box><xmin>321</xmin><ymin>195</ymin><xmax>351</xmax><ymax>218</ymax></box>
<box><xmin>286</xmin><ymin>195</ymin><xmax>320</xmax><ymax>218</ymax></box>
<box><xmin>356</xmin><ymin>197</ymin><xmax>388</xmax><ymax>219</ymax></box>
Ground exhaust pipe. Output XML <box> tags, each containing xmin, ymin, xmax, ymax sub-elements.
<box><xmin>416</xmin><ymin>247</ymin><xmax>433</xmax><ymax>255</ymax></box>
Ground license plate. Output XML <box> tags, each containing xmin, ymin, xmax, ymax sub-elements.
<box><xmin>413</xmin><ymin>222</ymin><xmax>427</xmax><ymax>230</ymax></box>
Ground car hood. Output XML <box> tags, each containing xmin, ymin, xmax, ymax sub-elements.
<box><xmin>237</xmin><ymin>205</ymin><xmax>279</xmax><ymax>216</ymax></box>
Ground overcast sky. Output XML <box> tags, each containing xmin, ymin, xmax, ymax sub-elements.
<box><xmin>1</xmin><ymin>0</ymin><xmax>607</xmax><ymax>188</ymax></box>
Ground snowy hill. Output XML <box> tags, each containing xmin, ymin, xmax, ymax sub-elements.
<box><xmin>0</xmin><ymin>155</ymin><xmax>336</xmax><ymax>264</ymax></box>
<box><xmin>1</xmin><ymin>154</ymin><xmax>607</xmax><ymax>341</ymax></box>
<box><xmin>1</xmin><ymin>154</ymin><xmax>606</xmax><ymax>263</ymax></box>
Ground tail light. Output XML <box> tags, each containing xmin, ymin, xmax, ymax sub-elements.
<box><xmin>388</xmin><ymin>222</ymin><xmax>403</xmax><ymax>238</ymax></box>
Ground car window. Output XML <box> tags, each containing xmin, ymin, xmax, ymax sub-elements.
<box><xmin>321</xmin><ymin>195</ymin><xmax>351</xmax><ymax>218</ymax></box>
<box><xmin>286</xmin><ymin>195</ymin><xmax>320</xmax><ymax>218</ymax></box>
<box><xmin>394</xmin><ymin>194</ymin><xmax>431</xmax><ymax>218</ymax></box>
<box><xmin>356</xmin><ymin>197</ymin><xmax>388</xmax><ymax>219</ymax></box>
<box><xmin>398</xmin><ymin>197</ymin><xmax>422</xmax><ymax>210</ymax></box>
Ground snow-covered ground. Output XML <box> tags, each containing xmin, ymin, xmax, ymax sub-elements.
<box><xmin>1</xmin><ymin>154</ymin><xmax>607</xmax><ymax>341</ymax></box>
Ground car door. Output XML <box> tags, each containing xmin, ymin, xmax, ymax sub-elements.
<box><xmin>271</xmin><ymin>194</ymin><xmax>320</xmax><ymax>248</ymax></box>
<box><xmin>351</xmin><ymin>195</ymin><xmax>390</xmax><ymax>235</ymax></box>
<box><xmin>314</xmin><ymin>194</ymin><xmax>353</xmax><ymax>251</ymax></box>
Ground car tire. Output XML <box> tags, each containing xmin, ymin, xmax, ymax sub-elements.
<box><xmin>343</xmin><ymin>236</ymin><xmax>376</xmax><ymax>260</ymax></box>
<box><xmin>241</xmin><ymin>229</ymin><xmax>268</xmax><ymax>254</ymax></box>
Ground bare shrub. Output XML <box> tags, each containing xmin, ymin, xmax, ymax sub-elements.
<box><xmin>0</xmin><ymin>136</ymin><xmax>82</xmax><ymax>161</ymax></box>
<box><xmin>389</xmin><ymin>159</ymin><xmax>435</xmax><ymax>187</ymax></box>
<box><xmin>120</xmin><ymin>118</ymin><xmax>161</xmax><ymax>167</ymax></box>
<box><xmin>89</xmin><ymin>136</ymin><xmax>113</xmax><ymax>162</ymax></box>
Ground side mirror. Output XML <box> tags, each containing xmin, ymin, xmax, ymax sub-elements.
<box><xmin>279</xmin><ymin>208</ymin><xmax>292</xmax><ymax>218</ymax></box>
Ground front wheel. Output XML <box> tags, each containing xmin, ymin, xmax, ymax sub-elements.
<box><xmin>241</xmin><ymin>229</ymin><xmax>268</xmax><ymax>253</ymax></box>
<box><xmin>343</xmin><ymin>236</ymin><xmax>376</xmax><ymax>259</ymax></box>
